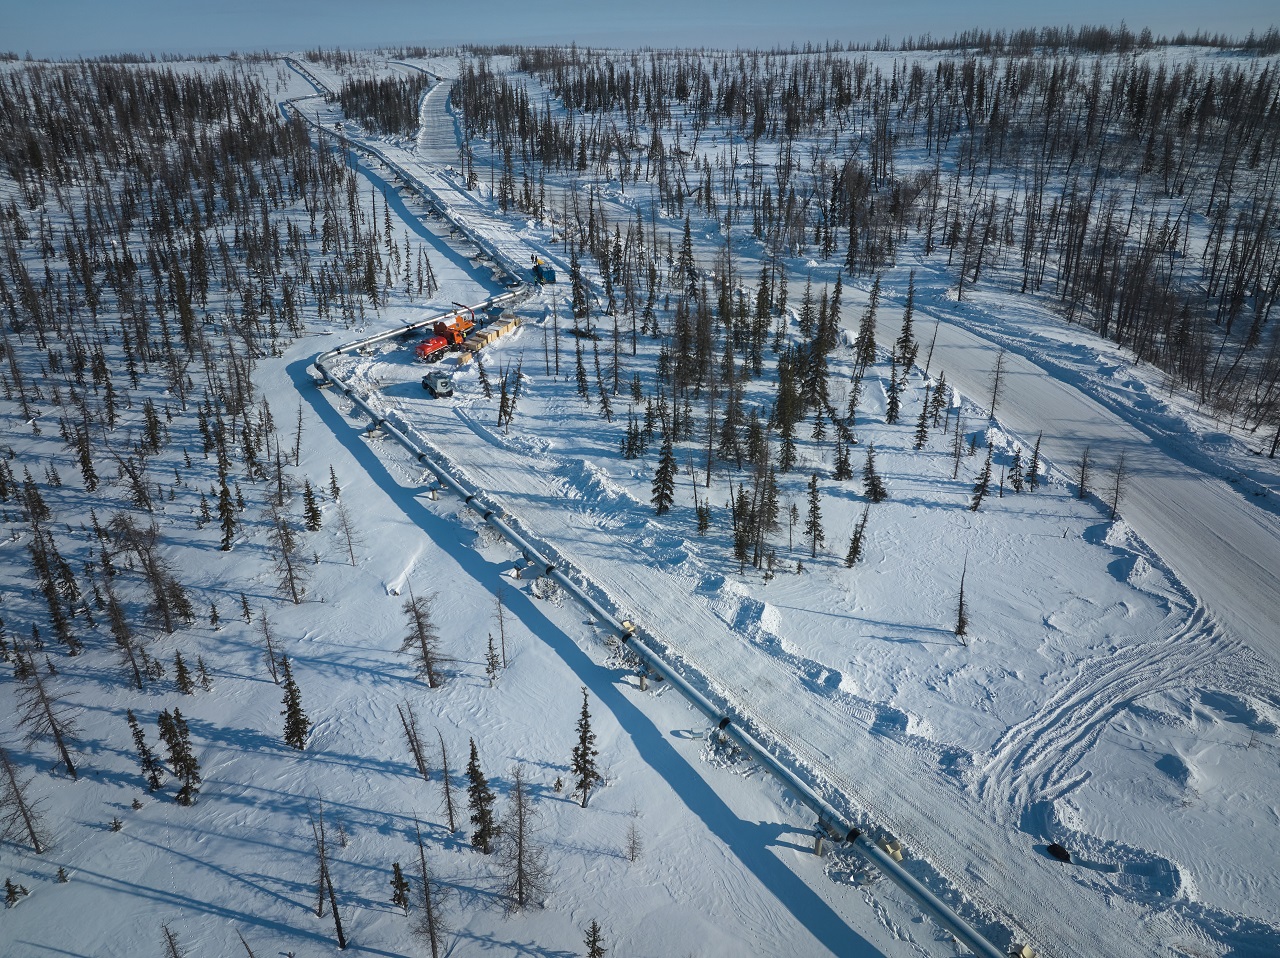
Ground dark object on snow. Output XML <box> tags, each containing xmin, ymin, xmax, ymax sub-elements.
<box><xmin>531</xmin><ymin>256</ymin><xmax>557</xmax><ymax>285</ymax></box>
<box><xmin>1046</xmin><ymin>842</ymin><xmax>1072</xmax><ymax>863</ymax></box>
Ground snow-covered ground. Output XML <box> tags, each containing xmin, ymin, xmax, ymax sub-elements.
<box><xmin>2</xmin><ymin>47</ymin><xmax>1278</xmax><ymax>958</ymax></box>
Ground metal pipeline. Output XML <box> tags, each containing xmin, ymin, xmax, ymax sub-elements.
<box><xmin>294</xmin><ymin>72</ymin><xmax>1017</xmax><ymax>956</ymax></box>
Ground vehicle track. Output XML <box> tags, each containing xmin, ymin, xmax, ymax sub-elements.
<box><xmin>976</xmin><ymin>604</ymin><xmax>1231</xmax><ymax>817</ymax></box>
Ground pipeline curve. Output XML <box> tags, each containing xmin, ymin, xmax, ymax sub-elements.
<box><xmin>288</xmin><ymin>65</ymin><xmax>1019</xmax><ymax>958</ymax></box>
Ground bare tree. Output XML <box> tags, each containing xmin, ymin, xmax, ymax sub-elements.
<box><xmin>1076</xmin><ymin>445</ymin><xmax>1092</xmax><ymax>500</ymax></box>
<box><xmin>235</xmin><ymin>931</ymin><xmax>259</xmax><ymax>958</ymax></box>
<box><xmin>1108</xmin><ymin>450</ymin><xmax>1129</xmax><ymax>520</ymax></box>
<box><xmin>400</xmin><ymin>589</ymin><xmax>445</xmax><ymax>687</ymax></box>
<box><xmin>624</xmin><ymin>802</ymin><xmax>642</xmax><ymax>863</ymax></box>
<box><xmin>334</xmin><ymin>498</ymin><xmax>363</xmax><ymax>567</ymax></box>
<box><xmin>259</xmin><ymin>612</ymin><xmax>281</xmax><ymax>684</ymax></box>
<box><xmin>17</xmin><ymin>659</ymin><xmax>79</xmax><ymax>779</ymax></box>
<box><xmin>161</xmin><ymin>924</ymin><xmax>188</xmax><ymax>958</ymax></box>
<box><xmin>412</xmin><ymin>817</ymin><xmax>448</xmax><ymax>958</ymax></box>
<box><xmin>107</xmin><ymin>589</ymin><xmax>145</xmax><ymax>689</ymax></box>
<box><xmin>0</xmin><ymin>744</ymin><xmax>48</xmax><ymax>853</ymax></box>
<box><xmin>437</xmin><ymin>730</ymin><xmax>458</xmax><ymax>833</ymax></box>
<box><xmin>496</xmin><ymin>765</ymin><xmax>550</xmax><ymax>913</ymax></box>
<box><xmin>309</xmin><ymin>798</ymin><xmax>347</xmax><ymax>949</ymax></box>
<box><xmin>267</xmin><ymin>506</ymin><xmax>308</xmax><ymax>604</ymax></box>
<box><xmin>987</xmin><ymin>346</ymin><xmax>1007</xmax><ymax>419</ymax></box>
<box><xmin>493</xmin><ymin>585</ymin><xmax>509</xmax><ymax>668</ymax></box>
<box><xmin>235</xmin><ymin>927</ymin><xmax>257</xmax><ymax>957</ymax></box>
<box><xmin>396</xmin><ymin>703</ymin><xmax>430</xmax><ymax>782</ymax></box>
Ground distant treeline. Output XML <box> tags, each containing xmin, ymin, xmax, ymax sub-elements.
<box><xmin>461</xmin><ymin>23</ymin><xmax>1280</xmax><ymax>57</ymax></box>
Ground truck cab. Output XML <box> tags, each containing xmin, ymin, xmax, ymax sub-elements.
<box><xmin>415</xmin><ymin>335</ymin><xmax>448</xmax><ymax>362</ymax></box>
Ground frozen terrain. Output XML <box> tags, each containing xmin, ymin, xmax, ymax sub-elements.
<box><xmin>1</xmin><ymin>44</ymin><xmax>1278</xmax><ymax>958</ymax></box>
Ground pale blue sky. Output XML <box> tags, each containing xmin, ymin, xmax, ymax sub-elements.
<box><xmin>5</xmin><ymin>0</ymin><xmax>1275</xmax><ymax>59</ymax></box>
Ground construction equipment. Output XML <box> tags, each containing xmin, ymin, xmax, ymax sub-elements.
<box><xmin>414</xmin><ymin>335</ymin><xmax>449</xmax><ymax>362</ymax></box>
<box><xmin>531</xmin><ymin>255</ymin><xmax>557</xmax><ymax>285</ymax></box>
<box><xmin>421</xmin><ymin>370</ymin><xmax>453</xmax><ymax>398</ymax></box>
<box><xmin>433</xmin><ymin>306</ymin><xmax>477</xmax><ymax>349</ymax></box>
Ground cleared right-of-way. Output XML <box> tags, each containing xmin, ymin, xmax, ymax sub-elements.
<box><xmin>879</xmin><ymin>281</ymin><xmax>1280</xmax><ymax>675</ymax></box>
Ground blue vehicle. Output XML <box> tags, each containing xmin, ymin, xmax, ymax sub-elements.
<box><xmin>531</xmin><ymin>256</ymin><xmax>557</xmax><ymax>285</ymax></box>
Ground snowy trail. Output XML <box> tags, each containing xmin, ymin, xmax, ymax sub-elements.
<box><xmin>976</xmin><ymin>604</ymin><xmax>1230</xmax><ymax>814</ymax></box>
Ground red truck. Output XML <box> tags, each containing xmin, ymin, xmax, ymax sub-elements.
<box><xmin>415</xmin><ymin>335</ymin><xmax>448</xmax><ymax>362</ymax></box>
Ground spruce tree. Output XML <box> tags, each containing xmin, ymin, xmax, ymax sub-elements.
<box><xmin>583</xmin><ymin>920</ymin><xmax>607</xmax><ymax>958</ymax></box>
<box><xmin>804</xmin><ymin>474</ymin><xmax>825</xmax><ymax>558</ymax></box>
<box><xmin>1009</xmin><ymin>447</ymin><xmax>1025</xmax><ymax>492</ymax></box>
<box><xmin>863</xmin><ymin>443</ymin><xmax>888</xmax><ymax>502</ymax></box>
<box><xmin>885</xmin><ymin>357</ymin><xmax>901</xmax><ymax>424</ymax></box>
<box><xmin>894</xmin><ymin>270</ymin><xmax>917</xmax><ymax>368</ymax></box>
<box><xmin>853</xmin><ymin>275</ymin><xmax>880</xmax><ymax>371</ymax></box>
<box><xmin>6</xmin><ymin>877</ymin><xmax>30</xmax><ymax>907</ymax></box>
<box><xmin>779</xmin><ymin>419</ymin><xmax>797</xmax><ymax>473</ymax></box>
<box><xmin>914</xmin><ymin>385</ymin><xmax>932</xmax><ymax>449</ymax></box>
<box><xmin>930</xmin><ymin>372</ymin><xmax>949</xmax><ymax>426</ymax></box>
<box><xmin>651</xmin><ymin>436</ymin><xmax>677</xmax><ymax>516</ymax></box>
<box><xmin>390</xmin><ymin>862</ymin><xmax>411</xmax><ymax>915</ymax></box>
<box><xmin>570</xmin><ymin>247</ymin><xmax>590</xmax><ymax>332</ymax></box>
<box><xmin>157</xmin><ymin>709</ymin><xmax>200</xmax><ymax>805</ymax></box>
<box><xmin>1027</xmin><ymin>432</ymin><xmax>1043</xmax><ymax>491</ymax></box>
<box><xmin>303</xmin><ymin>480</ymin><xmax>323</xmax><ymax>532</ymax></box>
<box><xmin>485</xmin><ymin>633</ymin><xmax>501</xmax><ymax>687</ymax></box>
<box><xmin>956</xmin><ymin>555</ymin><xmax>970</xmax><ymax>640</ymax></box>
<box><xmin>280</xmin><ymin>655</ymin><xmax>310</xmax><ymax>750</ymax></box>
<box><xmin>571</xmin><ymin>688</ymin><xmax>601</xmax><ymax>808</ymax></box>
<box><xmin>970</xmin><ymin>446</ymin><xmax>994</xmax><ymax>512</ymax></box>
<box><xmin>574</xmin><ymin>342</ymin><xmax>590</xmax><ymax>399</ymax></box>
<box><xmin>465</xmin><ymin>739</ymin><xmax>497</xmax><ymax>853</ymax></box>
<box><xmin>844</xmin><ymin>505</ymin><xmax>871</xmax><ymax>568</ymax></box>
<box><xmin>217</xmin><ymin>473</ymin><xmax>236</xmax><ymax>551</ymax></box>
<box><xmin>173</xmin><ymin>651</ymin><xmax>195</xmax><ymax>694</ymax></box>
<box><xmin>797</xmin><ymin>276</ymin><xmax>815</xmax><ymax>339</ymax></box>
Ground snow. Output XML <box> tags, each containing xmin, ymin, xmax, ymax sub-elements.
<box><xmin>2</xmin><ymin>46</ymin><xmax>1279</xmax><ymax>958</ymax></box>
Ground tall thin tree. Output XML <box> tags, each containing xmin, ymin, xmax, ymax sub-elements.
<box><xmin>570</xmin><ymin>687</ymin><xmax>602</xmax><ymax>808</ymax></box>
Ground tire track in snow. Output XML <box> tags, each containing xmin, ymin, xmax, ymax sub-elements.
<box><xmin>975</xmin><ymin>604</ymin><xmax>1233</xmax><ymax>817</ymax></box>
